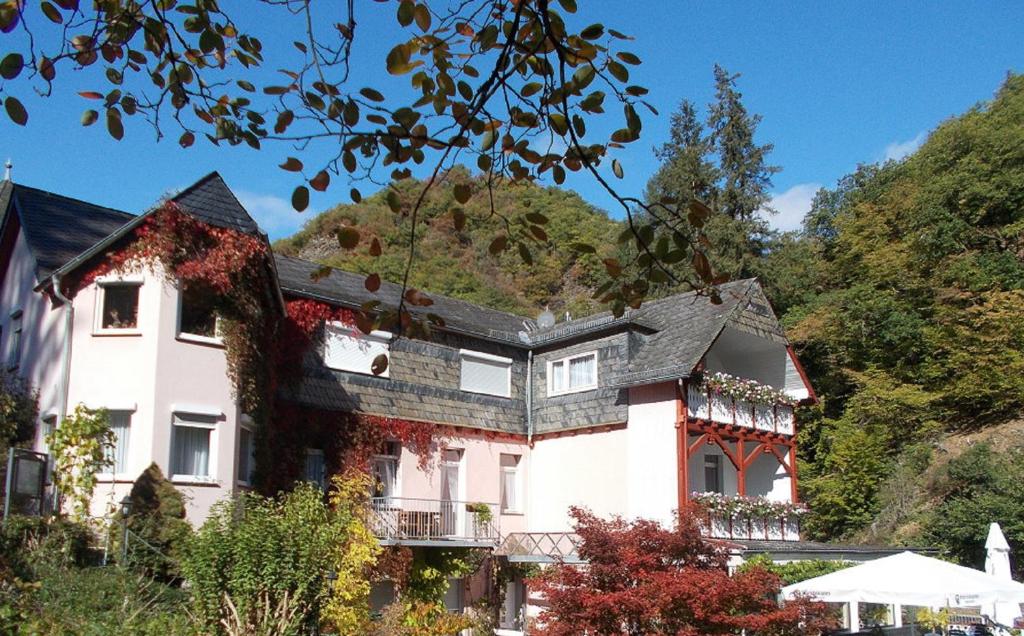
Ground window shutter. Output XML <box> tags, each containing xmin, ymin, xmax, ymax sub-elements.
<box><xmin>323</xmin><ymin>325</ymin><xmax>390</xmax><ymax>376</ymax></box>
<box><xmin>460</xmin><ymin>353</ymin><xmax>511</xmax><ymax>397</ymax></box>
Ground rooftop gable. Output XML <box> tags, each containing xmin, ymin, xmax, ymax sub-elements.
<box><xmin>0</xmin><ymin>179</ymin><xmax>134</xmax><ymax>282</ymax></box>
<box><xmin>170</xmin><ymin>171</ymin><xmax>260</xmax><ymax>236</ymax></box>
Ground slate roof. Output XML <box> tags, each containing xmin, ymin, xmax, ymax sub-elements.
<box><xmin>589</xmin><ymin>279</ymin><xmax>760</xmax><ymax>387</ymax></box>
<box><xmin>0</xmin><ymin>179</ymin><xmax>134</xmax><ymax>281</ymax></box>
<box><xmin>274</xmin><ymin>254</ymin><xmax>533</xmax><ymax>344</ymax></box>
<box><xmin>170</xmin><ymin>172</ymin><xmax>260</xmax><ymax>235</ymax></box>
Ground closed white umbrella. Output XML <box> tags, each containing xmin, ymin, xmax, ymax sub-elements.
<box><xmin>985</xmin><ymin>522</ymin><xmax>1019</xmax><ymax>627</ymax></box>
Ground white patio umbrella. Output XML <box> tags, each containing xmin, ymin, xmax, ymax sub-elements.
<box><xmin>782</xmin><ymin>551</ymin><xmax>1024</xmax><ymax>606</ymax></box>
<box><xmin>985</xmin><ymin>522</ymin><xmax>1020</xmax><ymax>626</ymax></box>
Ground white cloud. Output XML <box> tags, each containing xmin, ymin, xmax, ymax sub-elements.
<box><xmin>882</xmin><ymin>131</ymin><xmax>926</xmax><ymax>163</ymax></box>
<box><xmin>236</xmin><ymin>190</ymin><xmax>311</xmax><ymax>240</ymax></box>
<box><xmin>762</xmin><ymin>182</ymin><xmax>822</xmax><ymax>233</ymax></box>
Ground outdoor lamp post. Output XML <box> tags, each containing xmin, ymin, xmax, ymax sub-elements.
<box><xmin>313</xmin><ymin>570</ymin><xmax>338</xmax><ymax>636</ymax></box>
<box><xmin>119</xmin><ymin>495</ymin><xmax>132</xmax><ymax>565</ymax></box>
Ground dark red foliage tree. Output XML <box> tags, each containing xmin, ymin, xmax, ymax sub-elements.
<box><xmin>530</xmin><ymin>506</ymin><xmax>836</xmax><ymax>636</ymax></box>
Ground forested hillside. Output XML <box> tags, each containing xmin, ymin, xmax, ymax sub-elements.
<box><xmin>274</xmin><ymin>167</ymin><xmax>620</xmax><ymax>318</ymax></box>
<box><xmin>275</xmin><ymin>74</ymin><xmax>1024</xmax><ymax>572</ymax></box>
<box><xmin>782</xmin><ymin>74</ymin><xmax>1024</xmax><ymax>573</ymax></box>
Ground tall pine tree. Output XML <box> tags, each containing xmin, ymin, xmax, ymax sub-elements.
<box><xmin>645</xmin><ymin>66</ymin><xmax>780</xmax><ymax>285</ymax></box>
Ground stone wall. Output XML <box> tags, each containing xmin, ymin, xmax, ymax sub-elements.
<box><xmin>531</xmin><ymin>332</ymin><xmax>629</xmax><ymax>434</ymax></box>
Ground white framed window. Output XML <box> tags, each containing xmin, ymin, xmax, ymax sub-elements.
<box><xmin>323</xmin><ymin>323</ymin><xmax>390</xmax><ymax>377</ymax></box>
<box><xmin>305</xmin><ymin>448</ymin><xmax>326</xmax><ymax>489</ymax></box>
<box><xmin>704</xmin><ymin>454</ymin><xmax>723</xmax><ymax>494</ymax></box>
<box><xmin>236</xmin><ymin>418</ymin><xmax>256</xmax><ymax>486</ymax></box>
<box><xmin>7</xmin><ymin>309</ymin><xmax>22</xmax><ymax>369</ymax></box>
<box><xmin>102</xmin><ymin>411</ymin><xmax>132</xmax><ymax>476</ymax></box>
<box><xmin>39</xmin><ymin>414</ymin><xmax>56</xmax><ymax>453</ymax></box>
<box><xmin>547</xmin><ymin>351</ymin><xmax>598</xmax><ymax>395</ymax></box>
<box><xmin>170</xmin><ymin>413</ymin><xmax>217</xmax><ymax>481</ymax></box>
<box><xmin>178</xmin><ymin>285</ymin><xmax>221</xmax><ymax>344</ymax></box>
<box><xmin>371</xmin><ymin>441</ymin><xmax>400</xmax><ymax>498</ymax></box>
<box><xmin>459</xmin><ymin>350</ymin><xmax>512</xmax><ymax>398</ymax></box>
<box><xmin>500</xmin><ymin>453</ymin><xmax>521</xmax><ymax>514</ymax></box>
<box><xmin>95</xmin><ymin>281</ymin><xmax>141</xmax><ymax>333</ymax></box>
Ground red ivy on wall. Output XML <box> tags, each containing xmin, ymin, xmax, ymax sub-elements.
<box><xmin>75</xmin><ymin>204</ymin><xmax>447</xmax><ymax>496</ymax></box>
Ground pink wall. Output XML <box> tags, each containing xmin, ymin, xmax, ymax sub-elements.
<box><xmin>396</xmin><ymin>431</ymin><xmax>529</xmax><ymax>535</ymax></box>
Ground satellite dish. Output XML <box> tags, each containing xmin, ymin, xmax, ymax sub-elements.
<box><xmin>537</xmin><ymin>306</ymin><xmax>555</xmax><ymax>329</ymax></box>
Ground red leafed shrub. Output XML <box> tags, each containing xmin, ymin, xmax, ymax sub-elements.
<box><xmin>530</xmin><ymin>506</ymin><xmax>836</xmax><ymax>636</ymax></box>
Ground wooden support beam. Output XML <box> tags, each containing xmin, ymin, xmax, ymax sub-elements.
<box><xmin>688</xmin><ymin>433</ymin><xmax>709</xmax><ymax>458</ymax></box>
<box><xmin>736</xmin><ymin>436</ymin><xmax>746</xmax><ymax>497</ymax></box>
<box><xmin>676</xmin><ymin>381</ymin><xmax>689</xmax><ymax>515</ymax></box>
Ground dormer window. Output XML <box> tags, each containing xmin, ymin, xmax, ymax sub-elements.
<box><xmin>179</xmin><ymin>285</ymin><xmax>220</xmax><ymax>343</ymax></box>
<box><xmin>95</xmin><ymin>278</ymin><xmax>142</xmax><ymax>334</ymax></box>
<box><xmin>547</xmin><ymin>351</ymin><xmax>598</xmax><ymax>395</ymax></box>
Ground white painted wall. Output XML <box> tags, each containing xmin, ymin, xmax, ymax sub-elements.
<box><xmin>687</xmin><ymin>439</ymin><xmax>739</xmax><ymax>497</ymax></box>
<box><xmin>746</xmin><ymin>449</ymin><xmax>792</xmax><ymax>501</ymax></box>
<box><xmin>528</xmin><ymin>427</ymin><xmax>628</xmax><ymax>532</ymax></box>
<box><xmin>626</xmin><ymin>382</ymin><xmax>678</xmax><ymax>528</ymax></box>
<box><xmin>0</xmin><ymin>232</ymin><xmax>66</xmax><ymax>442</ymax></box>
<box><xmin>61</xmin><ymin>265</ymin><xmax>242</xmax><ymax>522</ymax></box>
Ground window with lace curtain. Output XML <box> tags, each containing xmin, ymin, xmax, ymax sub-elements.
<box><xmin>170</xmin><ymin>413</ymin><xmax>216</xmax><ymax>481</ymax></box>
<box><xmin>102</xmin><ymin>411</ymin><xmax>132</xmax><ymax>475</ymax></box>
<box><xmin>547</xmin><ymin>351</ymin><xmax>598</xmax><ymax>395</ymax></box>
<box><xmin>371</xmin><ymin>441</ymin><xmax>400</xmax><ymax>498</ymax></box>
<box><xmin>500</xmin><ymin>453</ymin><xmax>521</xmax><ymax>513</ymax></box>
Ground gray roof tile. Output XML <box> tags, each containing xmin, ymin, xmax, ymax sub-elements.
<box><xmin>275</xmin><ymin>254</ymin><xmax>533</xmax><ymax>343</ymax></box>
<box><xmin>1</xmin><ymin>180</ymin><xmax>134</xmax><ymax>281</ymax></box>
<box><xmin>171</xmin><ymin>171</ymin><xmax>260</xmax><ymax>235</ymax></box>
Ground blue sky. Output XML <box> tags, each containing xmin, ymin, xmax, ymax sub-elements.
<box><xmin>1</xmin><ymin>2</ymin><xmax>1021</xmax><ymax>239</ymax></box>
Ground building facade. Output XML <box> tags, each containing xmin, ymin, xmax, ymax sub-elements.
<box><xmin>1</xmin><ymin>172</ymin><xmax>830</xmax><ymax>631</ymax></box>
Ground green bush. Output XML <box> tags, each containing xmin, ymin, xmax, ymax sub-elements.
<box><xmin>0</xmin><ymin>515</ymin><xmax>91</xmax><ymax>580</ymax></box>
<box><xmin>0</xmin><ymin>369</ymin><xmax>38</xmax><ymax>447</ymax></box>
<box><xmin>181</xmin><ymin>482</ymin><xmax>352</xmax><ymax>635</ymax></box>
<box><xmin>4</xmin><ymin>564</ymin><xmax>190</xmax><ymax>636</ymax></box>
<box><xmin>111</xmin><ymin>463</ymin><xmax>192</xmax><ymax>579</ymax></box>
<box><xmin>738</xmin><ymin>554</ymin><xmax>853</xmax><ymax>585</ymax></box>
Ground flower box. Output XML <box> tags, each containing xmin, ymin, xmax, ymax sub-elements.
<box><xmin>754</xmin><ymin>403</ymin><xmax>775</xmax><ymax>431</ymax></box>
<box><xmin>748</xmin><ymin>516</ymin><xmax>767</xmax><ymax>540</ymax></box>
<box><xmin>710</xmin><ymin>514</ymin><xmax>732</xmax><ymax>538</ymax></box>
<box><xmin>777</xmin><ymin>405</ymin><xmax>795</xmax><ymax>435</ymax></box>
<box><xmin>766</xmin><ymin>519</ymin><xmax>784</xmax><ymax>540</ymax></box>
<box><xmin>784</xmin><ymin>517</ymin><xmax>801</xmax><ymax>541</ymax></box>
<box><xmin>710</xmin><ymin>392</ymin><xmax>733</xmax><ymax>424</ymax></box>
<box><xmin>735</xmin><ymin>400</ymin><xmax>754</xmax><ymax>428</ymax></box>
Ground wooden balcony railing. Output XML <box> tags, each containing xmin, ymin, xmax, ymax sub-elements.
<box><xmin>687</xmin><ymin>384</ymin><xmax>795</xmax><ymax>435</ymax></box>
<box><xmin>370</xmin><ymin>497</ymin><xmax>500</xmax><ymax>544</ymax></box>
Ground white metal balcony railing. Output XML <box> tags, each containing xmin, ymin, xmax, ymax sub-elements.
<box><xmin>687</xmin><ymin>384</ymin><xmax>795</xmax><ymax>435</ymax></box>
<box><xmin>703</xmin><ymin>512</ymin><xmax>801</xmax><ymax>541</ymax></box>
<box><xmin>370</xmin><ymin>497</ymin><xmax>500</xmax><ymax>543</ymax></box>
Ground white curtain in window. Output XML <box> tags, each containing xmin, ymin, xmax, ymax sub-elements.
<box><xmin>172</xmin><ymin>425</ymin><xmax>210</xmax><ymax>477</ymax></box>
<box><xmin>105</xmin><ymin>411</ymin><xmax>131</xmax><ymax>474</ymax></box>
<box><xmin>501</xmin><ymin>468</ymin><xmax>518</xmax><ymax>512</ymax></box>
<box><xmin>550</xmin><ymin>360</ymin><xmax>565</xmax><ymax>393</ymax></box>
<box><xmin>569</xmin><ymin>354</ymin><xmax>595</xmax><ymax>388</ymax></box>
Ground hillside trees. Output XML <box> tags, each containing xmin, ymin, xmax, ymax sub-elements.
<box><xmin>789</xmin><ymin>74</ymin><xmax>1024</xmax><ymax>545</ymax></box>
<box><xmin>0</xmin><ymin>0</ymin><xmax>726</xmax><ymax>331</ymax></box>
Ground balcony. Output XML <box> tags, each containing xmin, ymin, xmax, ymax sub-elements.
<box><xmin>687</xmin><ymin>382</ymin><xmax>795</xmax><ymax>436</ymax></box>
<box><xmin>370</xmin><ymin>497</ymin><xmax>500</xmax><ymax>546</ymax></box>
<box><xmin>692</xmin><ymin>494</ymin><xmax>805</xmax><ymax>541</ymax></box>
